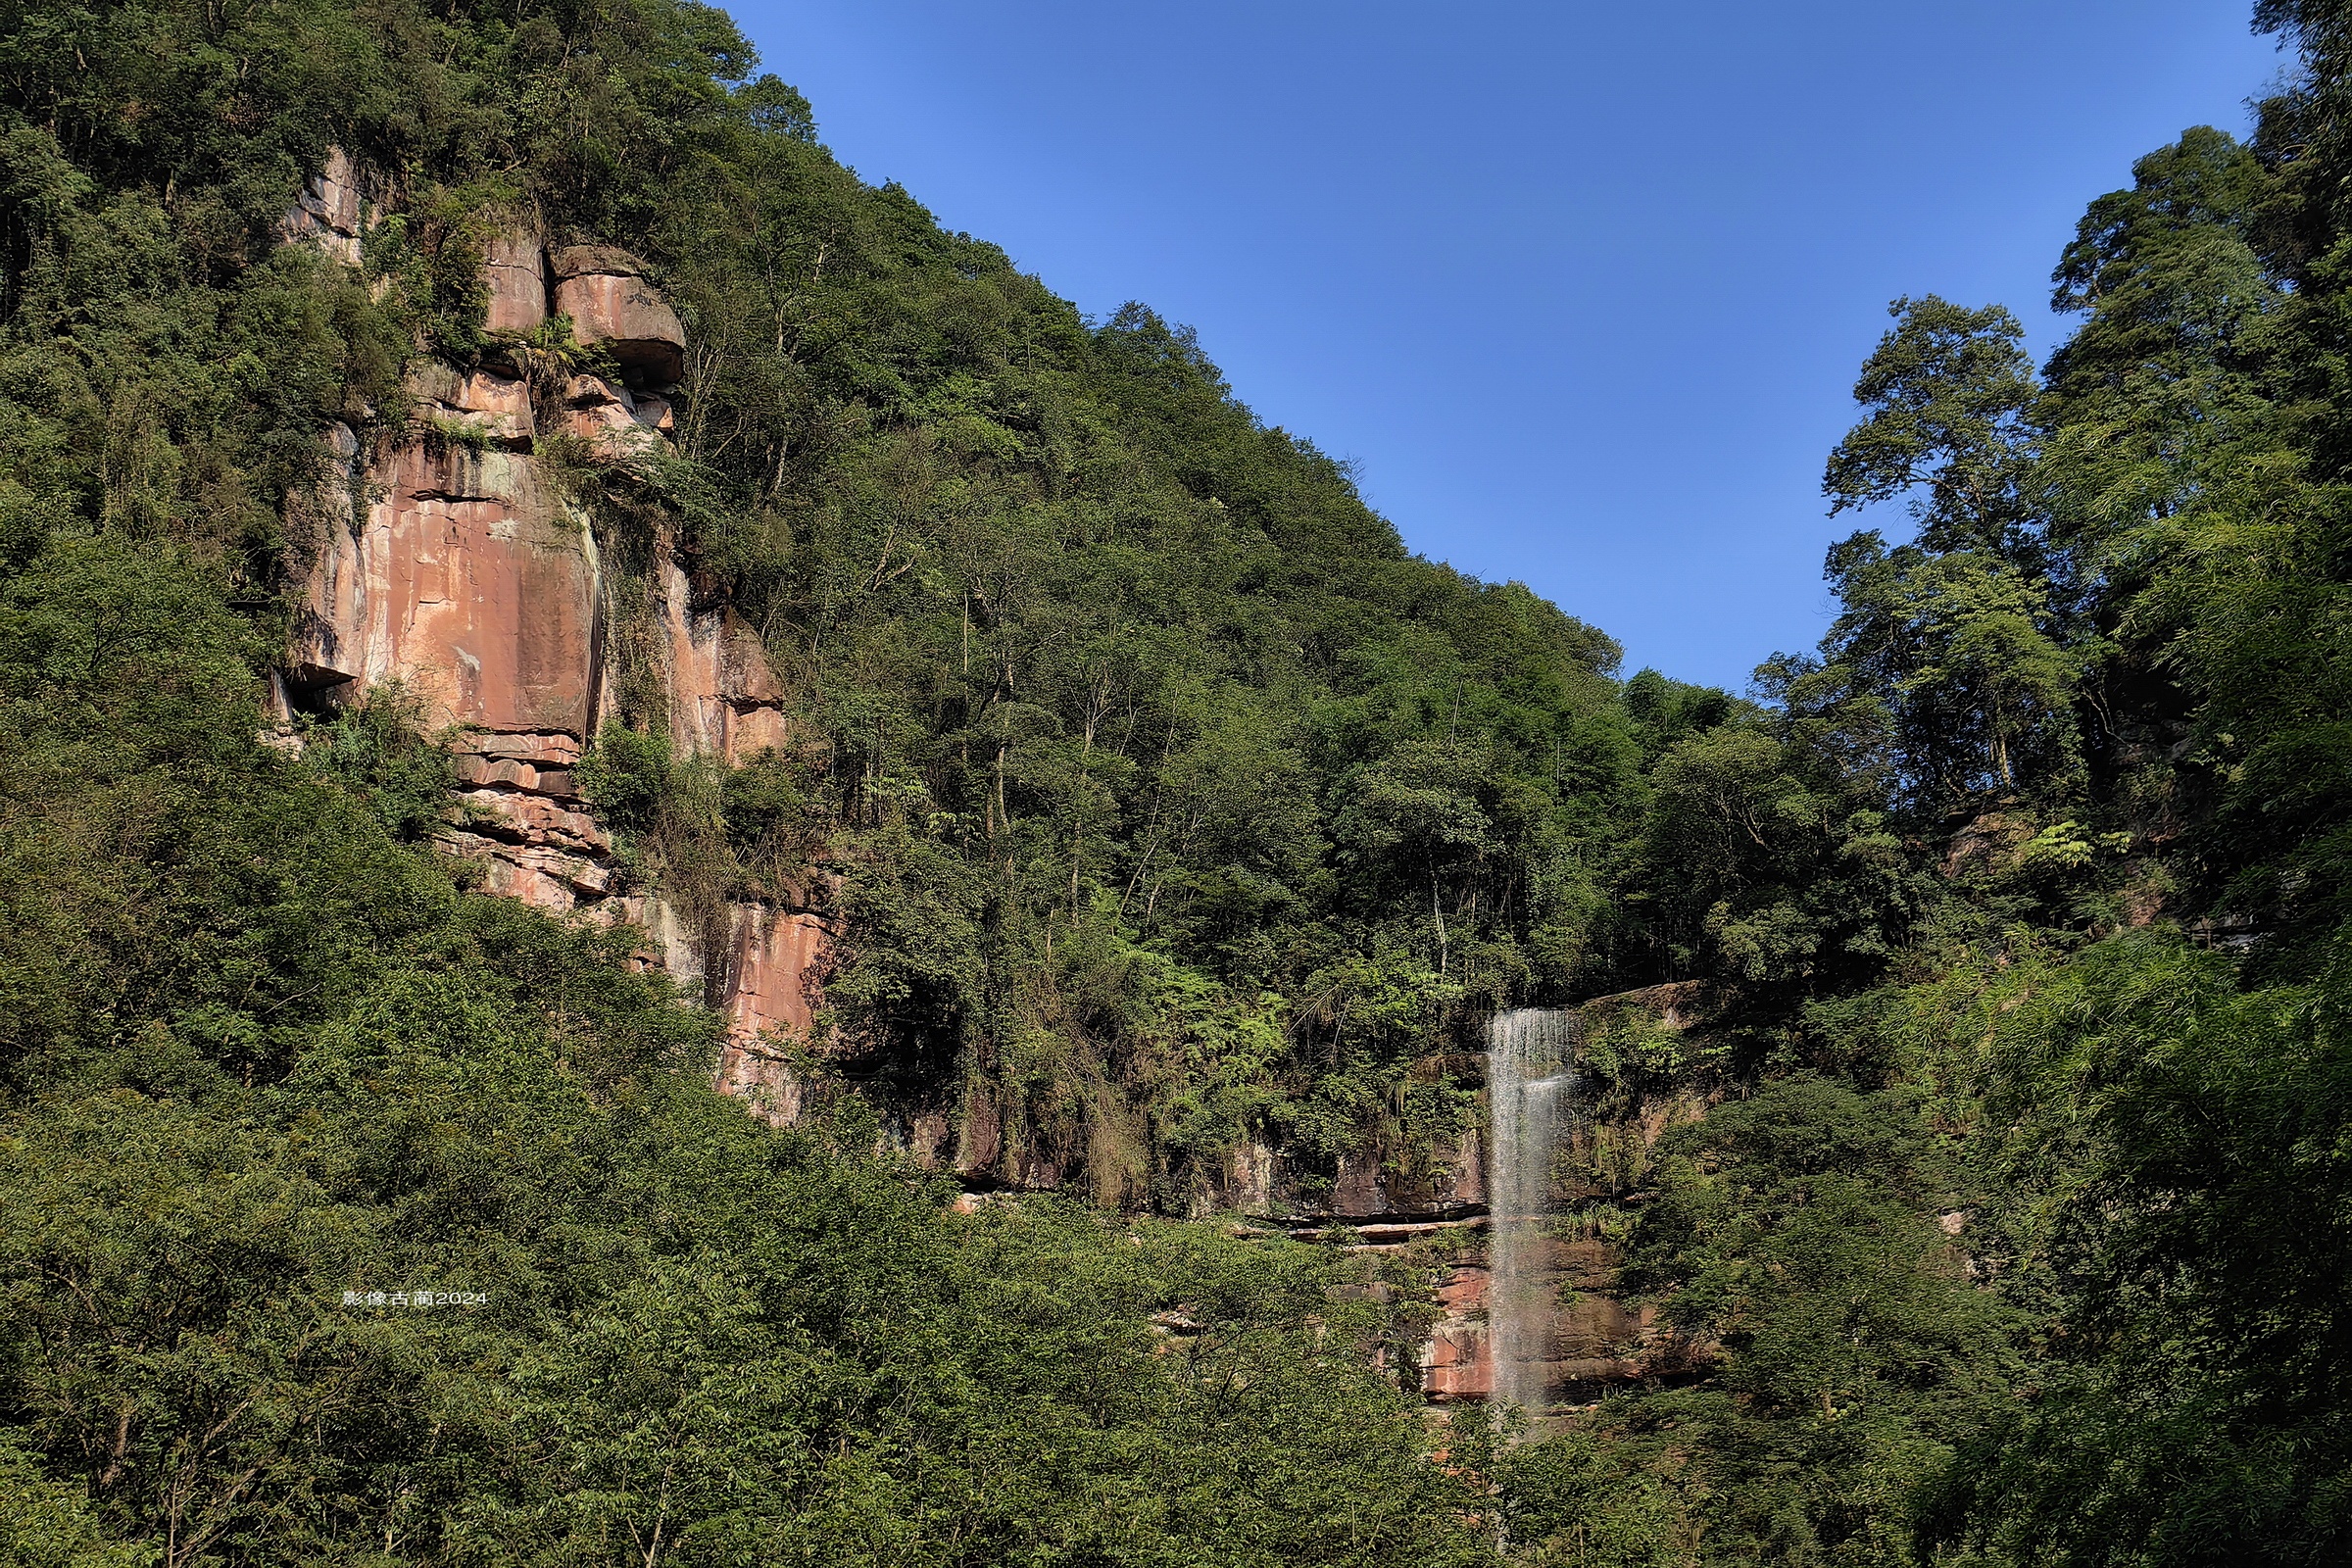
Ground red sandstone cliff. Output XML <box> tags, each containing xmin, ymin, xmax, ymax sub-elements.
<box><xmin>274</xmin><ymin>155</ymin><xmax>825</xmax><ymax>1116</ymax></box>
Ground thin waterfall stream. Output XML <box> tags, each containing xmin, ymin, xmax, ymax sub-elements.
<box><xmin>1487</xmin><ymin>1006</ymin><xmax>1580</xmax><ymax>1414</ymax></box>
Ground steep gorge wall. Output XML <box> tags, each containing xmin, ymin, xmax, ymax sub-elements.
<box><xmin>273</xmin><ymin>164</ymin><xmax>1717</xmax><ymax>1413</ymax></box>
<box><xmin>274</xmin><ymin>154</ymin><xmax>824</xmax><ymax>1113</ymax></box>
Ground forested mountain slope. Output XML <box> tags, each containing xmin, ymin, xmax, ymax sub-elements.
<box><xmin>7</xmin><ymin>0</ymin><xmax>1716</xmax><ymax>1220</ymax></box>
<box><xmin>0</xmin><ymin>0</ymin><xmax>1686</xmax><ymax>1557</ymax></box>
<box><xmin>7</xmin><ymin>0</ymin><xmax>2352</xmax><ymax>1562</ymax></box>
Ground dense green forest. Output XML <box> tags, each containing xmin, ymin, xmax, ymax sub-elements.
<box><xmin>7</xmin><ymin>0</ymin><xmax>2352</xmax><ymax>1560</ymax></box>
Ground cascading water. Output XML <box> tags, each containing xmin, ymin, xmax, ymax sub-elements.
<box><xmin>1486</xmin><ymin>1006</ymin><xmax>1580</xmax><ymax>1415</ymax></box>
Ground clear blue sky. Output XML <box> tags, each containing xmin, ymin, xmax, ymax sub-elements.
<box><xmin>725</xmin><ymin>1</ymin><xmax>2284</xmax><ymax>692</ymax></box>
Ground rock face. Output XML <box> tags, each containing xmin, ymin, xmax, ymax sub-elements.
<box><xmin>294</xmin><ymin>439</ymin><xmax>598</xmax><ymax>736</ymax></box>
<box><xmin>710</xmin><ymin>906</ymin><xmax>833</xmax><ymax>1121</ymax></box>
<box><xmin>278</xmin><ymin>146</ymin><xmax>370</xmax><ymax>265</ymax></box>
<box><xmin>1412</xmin><ymin>983</ymin><xmax>1723</xmax><ymax>1410</ymax></box>
<box><xmin>551</xmin><ymin>246</ymin><xmax>687</xmax><ymax>384</ymax></box>
<box><xmin>279</xmin><ymin>153</ymin><xmax>822</xmax><ymax>1112</ymax></box>
<box><xmin>1421</xmin><ymin>1260</ymin><xmax>1491</xmax><ymax>1402</ymax></box>
<box><xmin>1177</xmin><ymin>1119</ymin><xmax>1485</xmax><ymax>1224</ymax></box>
<box><xmin>1418</xmin><ymin>1229</ymin><xmax>1659</xmax><ymax>1408</ymax></box>
<box><xmin>483</xmin><ymin>230</ymin><xmax>549</xmax><ymax>336</ymax></box>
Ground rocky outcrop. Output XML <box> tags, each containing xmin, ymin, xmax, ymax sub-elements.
<box><xmin>660</xmin><ymin>589</ymin><xmax>792</xmax><ymax>762</ymax></box>
<box><xmin>559</xmin><ymin>373</ymin><xmax>668</xmax><ymax>464</ymax></box>
<box><xmin>444</xmin><ymin>732</ymin><xmax>613</xmax><ymax>911</ymax></box>
<box><xmin>483</xmin><ymin>230</ymin><xmax>549</xmax><ymax>336</ymax></box>
<box><xmin>279</xmin><ymin>154</ymin><xmax>824</xmax><ymax>1110</ymax></box>
<box><xmin>410</xmin><ymin>363</ymin><xmax>536</xmax><ymax>446</ymax></box>
<box><xmin>292</xmin><ymin>438</ymin><xmax>597</xmax><ymax>736</ymax></box>
<box><xmin>551</xmin><ymin>246</ymin><xmax>687</xmax><ymax>384</ymax></box>
<box><xmin>278</xmin><ymin>146</ymin><xmax>371</xmax><ymax>266</ymax></box>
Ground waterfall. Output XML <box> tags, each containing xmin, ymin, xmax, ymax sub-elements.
<box><xmin>1487</xmin><ymin>1006</ymin><xmax>1579</xmax><ymax>1415</ymax></box>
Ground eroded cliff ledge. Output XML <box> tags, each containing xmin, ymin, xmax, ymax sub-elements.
<box><xmin>273</xmin><ymin>152</ymin><xmax>823</xmax><ymax>1116</ymax></box>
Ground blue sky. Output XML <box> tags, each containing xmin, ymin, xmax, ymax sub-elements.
<box><xmin>725</xmin><ymin>2</ymin><xmax>2284</xmax><ymax>692</ymax></box>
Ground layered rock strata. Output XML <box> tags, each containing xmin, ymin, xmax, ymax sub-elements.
<box><xmin>278</xmin><ymin>158</ymin><xmax>827</xmax><ymax>1109</ymax></box>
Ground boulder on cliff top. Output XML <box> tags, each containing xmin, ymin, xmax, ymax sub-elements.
<box><xmin>561</xmin><ymin>374</ymin><xmax>661</xmax><ymax>463</ymax></box>
<box><xmin>550</xmin><ymin>246</ymin><xmax>685</xmax><ymax>385</ymax></box>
